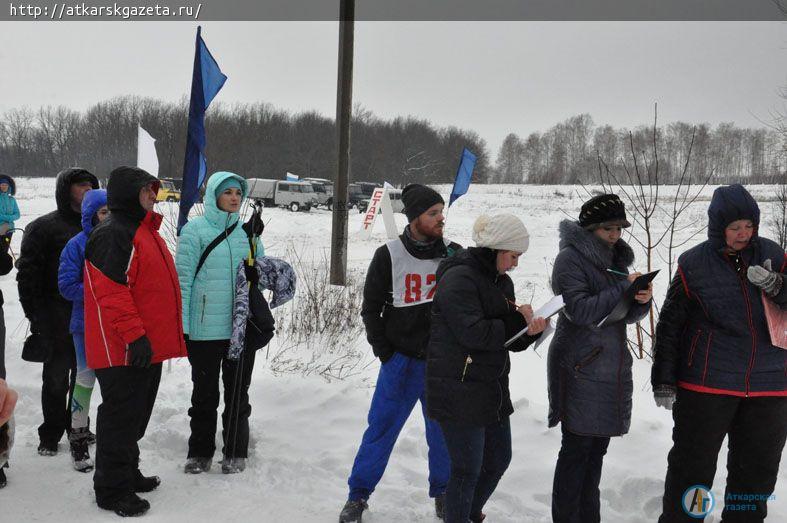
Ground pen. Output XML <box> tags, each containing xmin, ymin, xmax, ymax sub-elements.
<box><xmin>606</xmin><ymin>268</ymin><xmax>628</xmax><ymax>277</ymax></box>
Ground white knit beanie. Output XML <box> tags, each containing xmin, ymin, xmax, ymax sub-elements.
<box><xmin>472</xmin><ymin>214</ymin><xmax>530</xmax><ymax>253</ymax></box>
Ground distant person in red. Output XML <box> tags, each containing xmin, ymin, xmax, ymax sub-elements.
<box><xmin>84</xmin><ymin>166</ymin><xmax>187</xmax><ymax>517</ymax></box>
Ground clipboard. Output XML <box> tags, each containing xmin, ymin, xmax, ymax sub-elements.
<box><xmin>504</xmin><ymin>295</ymin><xmax>564</xmax><ymax>347</ymax></box>
<box><xmin>597</xmin><ymin>270</ymin><xmax>659</xmax><ymax>328</ymax></box>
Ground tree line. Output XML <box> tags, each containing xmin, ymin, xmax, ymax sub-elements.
<box><xmin>0</xmin><ymin>96</ymin><xmax>490</xmax><ymax>187</ymax></box>
<box><xmin>494</xmin><ymin>114</ymin><xmax>786</xmax><ymax>185</ymax></box>
<box><xmin>2</xmin><ymin>98</ymin><xmax>783</xmax><ymax>187</ymax></box>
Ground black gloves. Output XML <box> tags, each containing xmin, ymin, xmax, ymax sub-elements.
<box><xmin>244</xmin><ymin>264</ymin><xmax>260</xmax><ymax>286</ymax></box>
<box><xmin>128</xmin><ymin>336</ymin><xmax>153</xmax><ymax>368</ymax></box>
<box><xmin>242</xmin><ymin>212</ymin><xmax>264</xmax><ymax>237</ymax></box>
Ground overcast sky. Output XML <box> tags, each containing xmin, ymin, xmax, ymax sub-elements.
<box><xmin>0</xmin><ymin>21</ymin><xmax>784</xmax><ymax>155</ymax></box>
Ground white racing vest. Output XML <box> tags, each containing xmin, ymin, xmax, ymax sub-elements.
<box><xmin>387</xmin><ymin>238</ymin><xmax>450</xmax><ymax>308</ymax></box>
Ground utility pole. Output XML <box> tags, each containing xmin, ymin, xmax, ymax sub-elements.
<box><xmin>330</xmin><ymin>0</ymin><xmax>354</xmax><ymax>285</ymax></box>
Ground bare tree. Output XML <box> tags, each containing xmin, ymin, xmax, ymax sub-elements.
<box><xmin>594</xmin><ymin>104</ymin><xmax>714</xmax><ymax>360</ymax></box>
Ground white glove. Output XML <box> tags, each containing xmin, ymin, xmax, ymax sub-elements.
<box><xmin>653</xmin><ymin>384</ymin><xmax>676</xmax><ymax>410</ymax></box>
<box><xmin>747</xmin><ymin>259</ymin><xmax>783</xmax><ymax>297</ymax></box>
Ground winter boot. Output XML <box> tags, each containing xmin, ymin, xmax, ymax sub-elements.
<box><xmin>339</xmin><ymin>499</ymin><xmax>368</xmax><ymax>522</ymax></box>
<box><xmin>435</xmin><ymin>493</ymin><xmax>446</xmax><ymax>520</ymax></box>
<box><xmin>133</xmin><ymin>469</ymin><xmax>161</xmax><ymax>493</ymax></box>
<box><xmin>37</xmin><ymin>441</ymin><xmax>57</xmax><ymax>456</ymax></box>
<box><xmin>98</xmin><ymin>492</ymin><xmax>150</xmax><ymax>517</ymax></box>
<box><xmin>184</xmin><ymin>457</ymin><xmax>212</xmax><ymax>474</ymax></box>
<box><xmin>221</xmin><ymin>457</ymin><xmax>246</xmax><ymax>474</ymax></box>
<box><xmin>69</xmin><ymin>427</ymin><xmax>94</xmax><ymax>472</ymax></box>
<box><xmin>0</xmin><ymin>467</ymin><xmax>6</xmax><ymax>489</ymax></box>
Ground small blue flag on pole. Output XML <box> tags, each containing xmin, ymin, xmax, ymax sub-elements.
<box><xmin>449</xmin><ymin>147</ymin><xmax>477</xmax><ymax>207</ymax></box>
<box><xmin>178</xmin><ymin>26</ymin><xmax>227</xmax><ymax>233</ymax></box>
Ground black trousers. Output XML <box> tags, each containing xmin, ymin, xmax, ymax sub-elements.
<box><xmin>93</xmin><ymin>363</ymin><xmax>161</xmax><ymax>504</ymax></box>
<box><xmin>187</xmin><ymin>339</ymin><xmax>256</xmax><ymax>459</ymax></box>
<box><xmin>552</xmin><ymin>425</ymin><xmax>611</xmax><ymax>523</ymax></box>
<box><xmin>659</xmin><ymin>388</ymin><xmax>787</xmax><ymax>523</ymax></box>
<box><xmin>38</xmin><ymin>336</ymin><xmax>76</xmax><ymax>446</ymax></box>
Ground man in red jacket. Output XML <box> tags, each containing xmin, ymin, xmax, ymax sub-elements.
<box><xmin>84</xmin><ymin>166</ymin><xmax>186</xmax><ymax>517</ymax></box>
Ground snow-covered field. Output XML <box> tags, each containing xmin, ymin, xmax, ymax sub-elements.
<box><xmin>2</xmin><ymin>178</ymin><xmax>785</xmax><ymax>522</ymax></box>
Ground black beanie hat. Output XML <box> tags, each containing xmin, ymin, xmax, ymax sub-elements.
<box><xmin>578</xmin><ymin>193</ymin><xmax>631</xmax><ymax>229</ymax></box>
<box><xmin>401</xmin><ymin>184</ymin><xmax>444</xmax><ymax>222</ymax></box>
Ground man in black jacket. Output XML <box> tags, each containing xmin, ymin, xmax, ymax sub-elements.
<box><xmin>16</xmin><ymin>167</ymin><xmax>98</xmax><ymax>455</ymax></box>
<box><xmin>339</xmin><ymin>184</ymin><xmax>461</xmax><ymax>523</ymax></box>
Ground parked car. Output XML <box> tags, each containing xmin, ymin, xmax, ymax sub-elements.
<box><xmin>156</xmin><ymin>179</ymin><xmax>181</xmax><ymax>202</ymax></box>
<box><xmin>246</xmin><ymin>178</ymin><xmax>318</xmax><ymax>212</ymax></box>
<box><xmin>358</xmin><ymin>188</ymin><xmax>404</xmax><ymax>215</ymax></box>
<box><xmin>303</xmin><ymin>177</ymin><xmax>334</xmax><ymax>210</ymax></box>
<box><xmin>355</xmin><ymin>181</ymin><xmax>380</xmax><ymax>198</ymax></box>
<box><xmin>348</xmin><ymin>183</ymin><xmax>368</xmax><ymax>213</ymax></box>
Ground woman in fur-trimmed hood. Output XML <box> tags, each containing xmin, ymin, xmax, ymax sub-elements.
<box><xmin>547</xmin><ymin>194</ymin><xmax>652</xmax><ymax>523</ymax></box>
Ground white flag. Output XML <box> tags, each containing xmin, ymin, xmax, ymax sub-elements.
<box><xmin>137</xmin><ymin>125</ymin><xmax>159</xmax><ymax>178</ymax></box>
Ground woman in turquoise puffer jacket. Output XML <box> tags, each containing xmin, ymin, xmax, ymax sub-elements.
<box><xmin>176</xmin><ymin>171</ymin><xmax>265</xmax><ymax>475</ymax></box>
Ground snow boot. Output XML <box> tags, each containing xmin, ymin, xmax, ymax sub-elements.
<box><xmin>339</xmin><ymin>499</ymin><xmax>368</xmax><ymax>522</ymax></box>
<box><xmin>133</xmin><ymin>470</ymin><xmax>160</xmax><ymax>493</ymax></box>
<box><xmin>0</xmin><ymin>467</ymin><xmax>6</xmax><ymax>489</ymax></box>
<box><xmin>98</xmin><ymin>493</ymin><xmax>150</xmax><ymax>517</ymax></box>
<box><xmin>37</xmin><ymin>441</ymin><xmax>57</xmax><ymax>456</ymax></box>
<box><xmin>435</xmin><ymin>493</ymin><xmax>446</xmax><ymax>520</ymax></box>
<box><xmin>184</xmin><ymin>457</ymin><xmax>212</xmax><ymax>474</ymax></box>
<box><xmin>69</xmin><ymin>427</ymin><xmax>94</xmax><ymax>472</ymax></box>
<box><xmin>221</xmin><ymin>457</ymin><xmax>246</xmax><ymax>474</ymax></box>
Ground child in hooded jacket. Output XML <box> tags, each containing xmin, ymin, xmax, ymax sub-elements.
<box><xmin>58</xmin><ymin>189</ymin><xmax>109</xmax><ymax>472</ymax></box>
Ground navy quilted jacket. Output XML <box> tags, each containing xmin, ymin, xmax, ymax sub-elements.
<box><xmin>652</xmin><ymin>184</ymin><xmax>787</xmax><ymax>397</ymax></box>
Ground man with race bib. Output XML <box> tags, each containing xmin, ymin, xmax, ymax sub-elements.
<box><xmin>339</xmin><ymin>184</ymin><xmax>461</xmax><ymax>522</ymax></box>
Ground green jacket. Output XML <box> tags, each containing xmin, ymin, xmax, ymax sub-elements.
<box><xmin>176</xmin><ymin>171</ymin><xmax>264</xmax><ymax>340</ymax></box>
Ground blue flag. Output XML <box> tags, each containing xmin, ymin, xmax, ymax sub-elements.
<box><xmin>449</xmin><ymin>147</ymin><xmax>477</xmax><ymax>207</ymax></box>
<box><xmin>178</xmin><ymin>26</ymin><xmax>227</xmax><ymax>233</ymax></box>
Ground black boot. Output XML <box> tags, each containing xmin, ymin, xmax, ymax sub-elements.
<box><xmin>133</xmin><ymin>469</ymin><xmax>160</xmax><ymax>493</ymax></box>
<box><xmin>0</xmin><ymin>467</ymin><xmax>6</xmax><ymax>489</ymax></box>
<box><xmin>339</xmin><ymin>499</ymin><xmax>368</xmax><ymax>522</ymax></box>
<box><xmin>98</xmin><ymin>493</ymin><xmax>150</xmax><ymax>517</ymax></box>
<box><xmin>69</xmin><ymin>427</ymin><xmax>94</xmax><ymax>472</ymax></box>
<box><xmin>435</xmin><ymin>493</ymin><xmax>446</xmax><ymax>520</ymax></box>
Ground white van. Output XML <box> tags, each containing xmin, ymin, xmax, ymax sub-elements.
<box><xmin>246</xmin><ymin>178</ymin><xmax>318</xmax><ymax>212</ymax></box>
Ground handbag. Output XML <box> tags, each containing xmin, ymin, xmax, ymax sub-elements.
<box><xmin>21</xmin><ymin>333</ymin><xmax>51</xmax><ymax>363</ymax></box>
<box><xmin>245</xmin><ymin>282</ymin><xmax>275</xmax><ymax>351</ymax></box>
<box><xmin>762</xmin><ymin>292</ymin><xmax>787</xmax><ymax>350</ymax></box>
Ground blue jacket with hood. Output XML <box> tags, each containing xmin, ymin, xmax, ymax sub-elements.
<box><xmin>652</xmin><ymin>184</ymin><xmax>787</xmax><ymax>397</ymax></box>
<box><xmin>176</xmin><ymin>171</ymin><xmax>265</xmax><ymax>341</ymax></box>
<box><xmin>58</xmin><ymin>189</ymin><xmax>107</xmax><ymax>334</ymax></box>
<box><xmin>0</xmin><ymin>175</ymin><xmax>20</xmax><ymax>231</ymax></box>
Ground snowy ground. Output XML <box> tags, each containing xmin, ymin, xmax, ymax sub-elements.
<box><xmin>1</xmin><ymin>179</ymin><xmax>785</xmax><ymax>522</ymax></box>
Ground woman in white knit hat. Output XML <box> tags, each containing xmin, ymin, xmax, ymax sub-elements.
<box><xmin>426</xmin><ymin>213</ymin><xmax>548</xmax><ymax>523</ymax></box>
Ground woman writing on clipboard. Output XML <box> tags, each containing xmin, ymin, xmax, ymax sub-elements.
<box><xmin>547</xmin><ymin>194</ymin><xmax>652</xmax><ymax>523</ymax></box>
<box><xmin>426</xmin><ymin>213</ymin><xmax>547</xmax><ymax>523</ymax></box>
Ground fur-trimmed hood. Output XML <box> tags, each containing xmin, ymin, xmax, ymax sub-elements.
<box><xmin>558</xmin><ymin>219</ymin><xmax>635</xmax><ymax>270</ymax></box>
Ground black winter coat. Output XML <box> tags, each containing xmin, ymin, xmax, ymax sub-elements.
<box><xmin>547</xmin><ymin>220</ymin><xmax>649</xmax><ymax>437</ymax></box>
<box><xmin>16</xmin><ymin>168</ymin><xmax>99</xmax><ymax>338</ymax></box>
<box><xmin>426</xmin><ymin>247</ymin><xmax>540</xmax><ymax>427</ymax></box>
<box><xmin>361</xmin><ymin>229</ymin><xmax>461</xmax><ymax>362</ymax></box>
<box><xmin>652</xmin><ymin>184</ymin><xmax>787</xmax><ymax>396</ymax></box>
